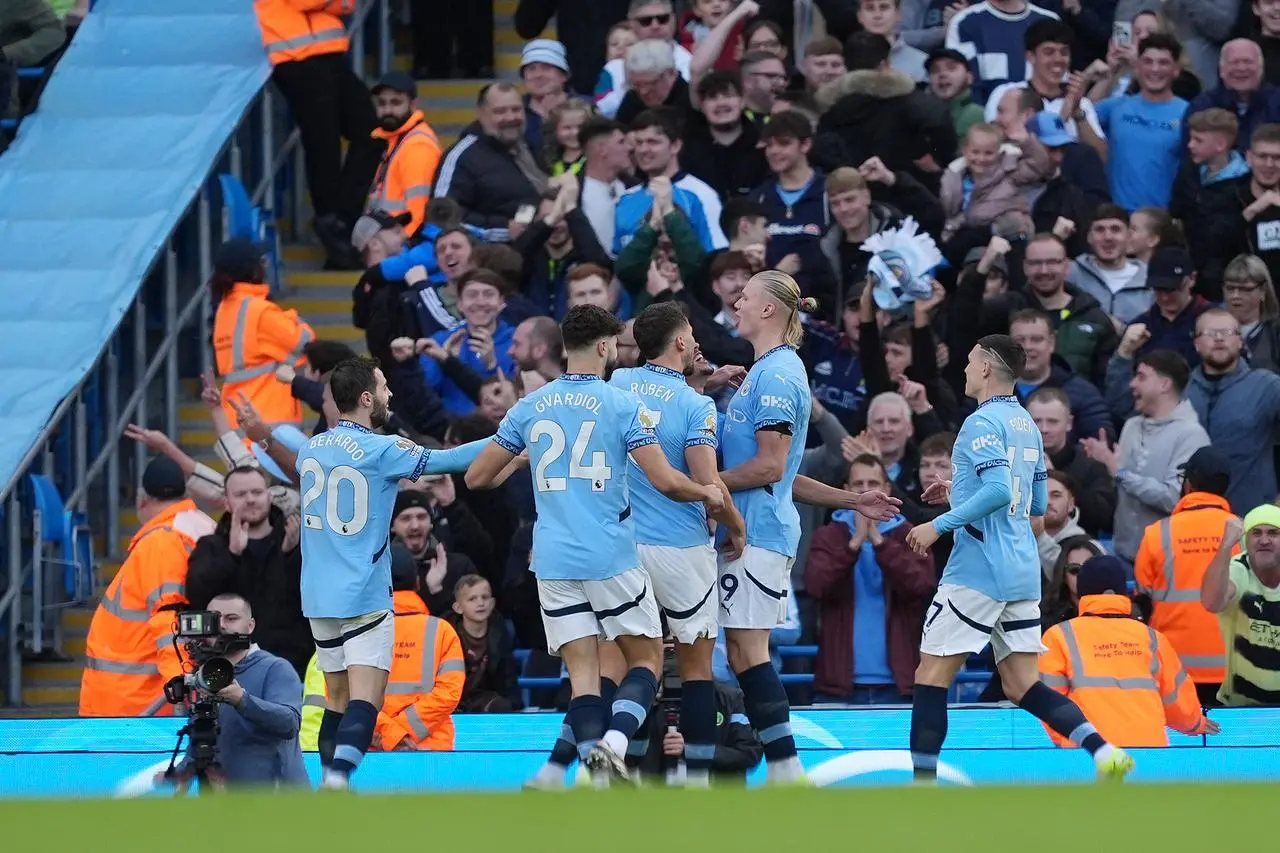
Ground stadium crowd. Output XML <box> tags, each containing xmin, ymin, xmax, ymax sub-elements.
<box><xmin>73</xmin><ymin>0</ymin><xmax>1280</xmax><ymax>769</ymax></box>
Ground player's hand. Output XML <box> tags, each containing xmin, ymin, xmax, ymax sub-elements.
<box><xmin>705</xmin><ymin>364</ymin><xmax>747</xmax><ymax>393</ymax></box>
<box><xmin>123</xmin><ymin>423</ymin><xmax>169</xmax><ymax>452</ymax></box>
<box><xmin>468</xmin><ymin>326</ymin><xmax>498</xmax><ymax>371</ymax></box>
<box><xmin>920</xmin><ymin>479</ymin><xmax>952</xmax><ymax>505</ymax></box>
<box><xmin>1222</xmin><ymin>515</ymin><xmax>1244</xmax><ymax>550</ymax></box>
<box><xmin>906</xmin><ymin>521</ymin><xmax>940</xmax><ymax>555</ymax></box>
<box><xmin>854</xmin><ymin>489</ymin><xmax>901</xmax><ymax>521</ymax></box>
<box><xmin>200</xmin><ymin>369</ymin><xmax>222</xmax><ymax>410</ymax></box>
<box><xmin>701</xmin><ymin>483</ymin><xmax>726</xmax><ymax>513</ymax></box>
<box><xmin>662</xmin><ymin>729</ymin><xmax>685</xmax><ymax>757</ymax></box>
<box><xmin>228</xmin><ymin>512</ymin><xmax>250</xmax><ymax>556</ymax></box>
<box><xmin>513</xmin><ymin>450</ymin><xmax>531</xmax><ymax>469</ymax></box>
<box><xmin>390</xmin><ymin>337</ymin><xmax>418</xmax><ymax>362</ymax></box>
<box><xmin>216</xmin><ymin>679</ymin><xmax>245</xmax><ymax>706</ymax></box>
<box><xmin>275</xmin><ymin>364</ymin><xmax>297</xmax><ymax>384</ymax></box>
<box><xmin>1118</xmin><ymin>322</ymin><xmax>1151</xmax><ymax>358</ymax></box>
<box><xmin>230</xmin><ymin>393</ymin><xmax>272</xmax><ymax>443</ymax></box>
<box><xmin>281</xmin><ymin>513</ymin><xmax>301</xmax><ymax>553</ymax></box>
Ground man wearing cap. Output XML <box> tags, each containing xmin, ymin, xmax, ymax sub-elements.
<box><xmin>364</xmin><ymin>72</ymin><xmax>440</xmax><ymax>239</ymax></box>
<box><xmin>1039</xmin><ymin>555</ymin><xmax>1218</xmax><ymax>747</ymax></box>
<box><xmin>1065</xmin><ymin>203</ymin><xmax>1151</xmax><ymax>325</ymax></box>
<box><xmin>210</xmin><ymin>238</ymin><xmax>315</xmax><ymax>431</ymax></box>
<box><xmin>1133</xmin><ymin>446</ymin><xmax>1233</xmax><ymax>705</ymax></box>
<box><xmin>1028</xmin><ymin>111</ymin><xmax>1109</xmax><ymax>260</ymax></box>
<box><xmin>1202</xmin><ymin>504</ymin><xmax>1280</xmax><ymax>706</ymax></box>
<box><xmin>521</xmin><ymin>39</ymin><xmax>576</xmax><ymax>155</ymax></box>
<box><xmin>186</xmin><ymin>465</ymin><xmax>312</xmax><ymax>680</ymax></box>
<box><xmin>926</xmin><ymin>47</ymin><xmax>984</xmax><ymax>141</ymax></box>
<box><xmin>80</xmin><ymin>458</ymin><xmax>218</xmax><ymax>717</ymax></box>
<box><xmin>1115</xmin><ymin>246</ymin><xmax>1211</xmax><ymax>368</ymax></box>
<box><xmin>351</xmin><ymin>210</ymin><xmax>413</xmax><ymax>267</ymax></box>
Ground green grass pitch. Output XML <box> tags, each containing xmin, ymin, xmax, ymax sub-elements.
<box><xmin>0</xmin><ymin>783</ymin><xmax>1255</xmax><ymax>852</ymax></box>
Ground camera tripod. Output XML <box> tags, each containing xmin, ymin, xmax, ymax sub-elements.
<box><xmin>163</xmin><ymin>701</ymin><xmax>227</xmax><ymax>794</ymax></box>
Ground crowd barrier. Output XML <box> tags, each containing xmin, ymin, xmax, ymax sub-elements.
<box><xmin>0</xmin><ymin>708</ymin><xmax>1274</xmax><ymax>797</ymax></box>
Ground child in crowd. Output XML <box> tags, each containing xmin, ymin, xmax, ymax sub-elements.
<box><xmin>542</xmin><ymin>97</ymin><xmax>595</xmax><ymax>177</ymax></box>
<box><xmin>940</xmin><ymin>121</ymin><xmax>1052</xmax><ymax>250</ymax></box>
<box><xmin>606</xmin><ymin>21</ymin><xmax>638</xmax><ymax>62</ymax></box>
<box><xmin>450</xmin><ymin>575</ymin><xmax>520</xmax><ymax>713</ymax></box>
<box><xmin>678</xmin><ymin>0</ymin><xmax>731</xmax><ymax>49</ymax></box>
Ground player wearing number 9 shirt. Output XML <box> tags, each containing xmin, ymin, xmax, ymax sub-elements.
<box><xmin>905</xmin><ymin>336</ymin><xmax>1133</xmax><ymax>785</ymax></box>
<box><xmin>467</xmin><ymin>305</ymin><xmax>726</xmax><ymax>784</ymax></box>
<box><xmin>296</xmin><ymin>357</ymin><xmax>489</xmax><ymax>790</ymax></box>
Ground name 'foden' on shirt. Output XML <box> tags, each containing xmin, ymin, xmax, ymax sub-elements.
<box><xmin>534</xmin><ymin>392</ymin><xmax>603</xmax><ymax>415</ymax></box>
<box><xmin>309</xmin><ymin>432</ymin><xmax>366</xmax><ymax>460</ymax></box>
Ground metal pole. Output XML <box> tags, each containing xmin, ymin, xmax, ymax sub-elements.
<box><xmin>378</xmin><ymin>0</ymin><xmax>391</xmax><ymax>76</ymax></box>
<box><xmin>291</xmin><ymin>143</ymin><xmax>305</xmax><ymax>244</ymax></box>
<box><xmin>230</xmin><ymin>140</ymin><xmax>243</xmax><ymax>186</ymax></box>
<box><xmin>6</xmin><ymin>493</ymin><xmax>20</xmax><ymax>707</ymax></box>
<box><xmin>261</xmin><ymin>90</ymin><xmax>275</xmax><ymax>217</ymax></box>
<box><xmin>351</xmin><ymin>13</ymin><xmax>365</xmax><ymax>76</ymax></box>
<box><xmin>75</xmin><ymin>398</ymin><xmax>88</xmax><ymax>514</ymax></box>
<box><xmin>198</xmin><ymin>187</ymin><xmax>213</xmax><ymax>379</ymax></box>
<box><xmin>105</xmin><ymin>345</ymin><xmax>119</xmax><ymax>562</ymax></box>
<box><xmin>133</xmin><ymin>294</ymin><xmax>147</xmax><ymax>486</ymax></box>
<box><xmin>164</xmin><ymin>245</ymin><xmax>179</xmax><ymax>442</ymax></box>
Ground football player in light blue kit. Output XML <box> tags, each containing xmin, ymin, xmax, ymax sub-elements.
<box><xmin>906</xmin><ymin>334</ymin><xmax>1134</xmax><ymax>783</ymax></box>
<box><xmin>608</xmin><ymin>302</ymin><xmax>746</xmax><ymax>787</ymax></box>
<box><xmin>297</xmin><ymin>356</ymin><xmax>492</xmax><ymax>791</ymax></box>
<box><xmin>719</xmin><ymin>270</ymin><xmax>900</xmax><ymax>784</ymax></box>
<box><xmin>467</xmin><ymin>304</ymin><xmax>725</xmax><ymax>784</ymax></box>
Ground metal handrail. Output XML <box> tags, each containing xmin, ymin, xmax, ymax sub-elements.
<box><xmin>2</xmin><ymin>1</ymin><xmax>391</xmax><ymax>705</ymax></box>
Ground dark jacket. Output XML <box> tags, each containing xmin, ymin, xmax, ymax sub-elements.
<box><xmin>511</xmin><ymin>207</ymin><xmax>612</xmax><ymax>319</ymax></box>
<box><xmin>434</xmin><ymin>124</ymin><xmax>543</xmax><ymax>232</ymax></box>
<box><xmin>1169</xmin><ymin>152</ymin><xmax>1253</xmax><ymax>302</ymax></box>
<box><xmin>447</xmin><ymin>613</ymin><xmax>521</xmax><ymax>712</ymax></box>
<box><xmin>804</xmin><ymin>519</ymin><xmax>936</xmax><ymax>697</ymax></box>
<box><xmin>1058</xmin><ymin>0</ymin><xmax>1117</xmax><ymax>69</ymax></box>
<box><xmin>1229</xmin><ymin>175</ymin><xmax>1280</xmax><ymax>288</ymax></box>
<box><xmin>1018</xmin><ymin>359</ymin><xmax>1116</xmax><ymax>443</ymax></box>
<box><xmin>804</xmin><ymin>320</ymin><xmax>867</xmax><ymax>434</ymax></box>
<box><xmin>812</xmin><ymin>68</ymin><xmax>957</xmax><ymax>193</ymax></box>
<box><xmin>1184</xmin><ymin>83</ymin><xmax>1280</xmax><ymax>151</ymax></box>
<box><xmin>1020</xmin><ymin>286</ymin><xmax>1119</xmax><ymax>386</ymax></box>
<box><xmin>756</xmin><ymin>0</ymin><xmax>862</xmax><ymax>50</ymax></box>
<box><xmin>1031</xmin><ymin>145</ymin><xmax>1110</xmax><ymax>260</ymax></box>
<box><xmin>1048</xmin><ymin>442</ymin><xmax>1117</xmax><ymax>535</ymax></box>
<box><xmin>750</xmin><ymin>172</ymin><xmax>836</xmax><ymax>310</ymax></box>
<box><xmin>616</xmin><ymin>74</ymin><xmax>694</xmax><ymax>127</ymax></box>
<box><xmin>1131</xmin><ymin>296</ymin><xmax>1214</xmax><ymax>369</ymax></box>
<box><xmin>636</xmin><ymin>682</ymin><xmax>764</xmax><ymax>783</ymax></box>
<box><xmin>1187</xmin><ymin>361</ymin><xmax>1280</xmax><ymax>513</ymax></box>
<box><xmin>432</xmin><ymin>490</ymin><xmax>497</xmax><ymax>582</ymax></box>
<box><xmin>681</xmin><ymin>113</ymin><xmax>769</xmax><ymax>199</ymax></box>
<box><xmin>186</xmin><ymin>507</ymin><xmax>312</xmax><ymax>679</ymax></box>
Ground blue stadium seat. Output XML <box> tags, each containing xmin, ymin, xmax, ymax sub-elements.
<box><xmin>218</xmin><ymin>173</ymin><xmax>281</xmax><ymax>291</ymax></box>
<box><xmin>25</xmin><ymin>473</ymin><xmax>92</xmax><ymax>604</ymax></box>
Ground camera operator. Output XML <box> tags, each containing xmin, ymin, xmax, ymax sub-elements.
<box><xmin>165</xmin><ymin>593</ymin><xmax>307</xmax><ymax>790</ymax></box>
<box><xmin>188</xmin><ymin>465</ymin><xmax>312</xmax><ymax>678</ymax></box>
<box><xmin>630</xmin><ymin>644</ymin><xmax>764</xmax><ymax>785</ymax></box>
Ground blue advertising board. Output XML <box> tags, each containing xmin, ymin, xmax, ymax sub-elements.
<box><xmin>0</xmin><ymin>708</ymin><xmax>1275</xmax><ymax>797</ymax></box>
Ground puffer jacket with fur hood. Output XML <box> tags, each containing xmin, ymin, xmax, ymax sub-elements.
<box><xmin>939</xmin><ymin>136</ymin><xmax>1052</xmax><ymax>241</ymax></box>
<box><xmin>811</xmin><ymin>68</ymin><xmax>957</xmax><ymax>190</ymax></box>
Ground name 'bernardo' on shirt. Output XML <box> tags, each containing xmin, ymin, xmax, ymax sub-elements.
<box><xmin>535</xmin><ymin>391</ymin><xmax>603</xmax><ymax>416</ymax></box>
<box><xmin>309</xmin><ymin>431</ymin><xmax>366</xmax><ymax>460</ymax></box>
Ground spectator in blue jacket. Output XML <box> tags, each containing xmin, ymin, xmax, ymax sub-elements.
<box><xmin>420</xmin><ymin>269</ymin><xmax>517</xmax><ymax>416</ymax></box>
<box><xmin>1183</xmin><ymin>39</ymin><xmax>1280</xmax><ymax>151</ymax></box>
<box><xmin>749</xmin><ymin>109</ymin><xmax>837</xmax><ymax>316</ymax></box>
<box><xmin>1011</xmin><ymin>308</ymin><xmax>1116</xmax><ymax>441</ymax></box>
<box><xmin>1122</xmin><ymin>246</ymin><xmax>1213</xmax><ymax>368</ymax></box>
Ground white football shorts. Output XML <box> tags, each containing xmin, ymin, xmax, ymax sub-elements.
<box><xmin>638</xmin><ymin>542</ymin><xmax>718</xmax><ymax>644</ymax></box>
<box><xmin>919</xmin><ymin>583</ymin><xmax>1045</xmax><ymax>662</ymax></box>
<box><xmin>717</xmin><ymin>545</ymin><xmax>792</xmax><ymax>630</ymax></box>
<box><xmin>537</xmin><ymin>566</ymin><xmax>662</xmax><ymax>655</ymax></box>
<box><xmin>311</xmin><ymin>609</ymin><xmax>395</xmax><ymax>673</ymax></box>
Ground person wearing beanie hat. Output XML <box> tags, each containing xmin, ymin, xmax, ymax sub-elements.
<box><xmin>390</xmin><ymin>488</ymin><xmax>479</xmax><ymax>621</ymax></box>
<box><xmin>80</xmin><ymin>457</ymin><xmax>217</xmax><ymax>717</ymax></box>
<box><xmin>521</xmin><ymin>39</ymin><xmax>575</xmax><ymax>155</ymax></box>
<box><xmin>367</xmin><ymin>72</ymin><xmax>441</xmax><ymax>238</ymax></box>
<box><xmin>1201</xmin><ymin>503</ymin><xmax>1280</xmax><ymax>706</ymax></box>
<box><xmin>1037</xmin><ymin>554</ymin><xmax>1219</xmax><ymax>746</ymax></box>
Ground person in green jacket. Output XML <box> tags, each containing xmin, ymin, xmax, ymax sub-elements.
<box><xmin>925</xmin><ymin>47</ymin><xmax>984</xmax><ymax>142</ymax></box>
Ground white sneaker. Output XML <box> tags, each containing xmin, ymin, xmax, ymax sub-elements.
<box><xmin>320</xmin><ymin>769</ymin><xmax>350</xmax><ymax>791</ymax></box>
<box><xmin>585</xmin><ymin>742</ymin><xmax>634</xmax><ymax>785</ymax></box>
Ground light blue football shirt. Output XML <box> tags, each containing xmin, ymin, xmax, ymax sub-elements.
<box><xmin>720</xmin><ymin>345</ymin><xmax>811</xmax><ymax>558</ymax></box>
<box><xmin>610</xmin><ymin>363</ymin><xmax>718</xmax><ymax>548</ymax></box>
<box><xmin>494</xmin><ymin>373</ymin><xmax>659</xmax><ymax>581</ymax></box>
<box><xmin>296</xmin><ymin>421</ymin><xmax>486</xmax><ymax>619</ymax></box>
<box><xmin>934</xmin><ymin>395</ymin><xmax>1047</xmax><ymax>602</ymax></box>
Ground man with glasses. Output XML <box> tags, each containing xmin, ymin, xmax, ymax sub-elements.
<box><xmin>596</xmin><ymin>0</ymin><xmax>692</xmax><ymax>119</ymax></box>
<box><xmin>1186</xmin><ymin>309</ymin><xmax>1280</xmax><ymax>513</ymax></box>
<box><xmin>739</xmin><ymin>51</ymin><xmax>789</xmax><ymax>125</ymax></box>
<box><xmin>1016</xmin><ymin>234</ymin><xmax>1118</xmax><ymax>386</ymax></box>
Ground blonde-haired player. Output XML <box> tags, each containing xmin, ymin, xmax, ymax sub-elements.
<box><xmin>718</xmin><ymin>270</ymin><xmax>900</xmax><ymax>783</ymax></box>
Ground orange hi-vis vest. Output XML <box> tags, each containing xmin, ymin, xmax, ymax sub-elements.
<box><xmin>1134</xmin><ymin>492</ymin><xmax>1231</xmax><ymax>684</ymax></box>
<box><xmin>79</xmin><ymin>500</ymin><xmax>217</xmax><ymax>717</ymax></box>
<box><xmin>213</xmin><ymin>282</ymin><xmax>314</xmax><ymax>430</ymax></box>
<box><xmin>368</xmin><ymin>111</ymin><xmax>441</xmax><ymax>237</ymax></box>
<box><xmin>254</xmin><ymin>0</ymin><xmax>353</xmax><ymax>66</ymax></box>
<box><xmin>375</xmin><ymin>591</ymin><xmax>464</xmax><ymax>751</ymax></box>
<box><xmin>1039</xmin><ymin>594</ymin><xmax>1213</xmax><ymax>747</ymax></box>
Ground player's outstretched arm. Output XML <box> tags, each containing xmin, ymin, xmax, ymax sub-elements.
<box><xmin>687</xmin><ymin>444</ymin><xmax>745</xmax><ymax>550</ymax></box>
<box><xmin>633</xmin><ymin>444</ymin><xmax>722</xmax><ymax>505</ymax></box>
<box><xmin>423</xmin><ymin>438</ymin><xmax>489</xmax><ymax>475</ymax></box>
<box><xmin>719</xmin><ymin>429</ymin><xmax>789</xmax><ymax>492</ymax></box>
<box><xmin>464</xmin><ymin>440</ymin><xmax>517</xmax><ymax>491</ymax></box>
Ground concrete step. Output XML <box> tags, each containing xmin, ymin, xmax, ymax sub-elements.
<box><xmin>0</xmin><ymin>705</ymin><xmax>78</xmax><ymax>718</ymax></box>
<box><xmin>23</xmin><ymin>661</ymin><xmax>82</xmax><ymax>688</ymax></box>
<box><xmin>21</xmin><ymin>685</ymin><xmax>80</xmax><ymax>707</ymax></box>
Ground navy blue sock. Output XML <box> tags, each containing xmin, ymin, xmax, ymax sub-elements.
<box><xmin>680</xmin><ymin>680</ymin><xmax>717</xmax><ymax>774</ymax></box>
<box><xmin>548</xmin><ymin>677</ymin><xmax>619</xmax><ymax>766</ymax></box>
<box><xmin>626</xmin><ymin>706</ymin><xmax>654</xmax><ymax>769</ymax></box>
<box><xmin>567</xmin><ymin>694</ymin><xmax>607</xmax><ymax>762</ymax></box>
<box><xmin>318</xmin><ymin>708</ymin><xmax>342</xmax><ymax>769</ymax></box>
<box><xmin>1018</xmin><ymin>681</ymin><xmax>1106</xmax><ymax>754</ymax></box>
<box><xmin>910</xmin><ymin>684</ymin><xmax>948</xmax><ymax>780</ymax></box>
<box><xmin>737</xmin><ymin>662</ymin><xmax>796</xmax><ymax>762</ymax></box>
<box><xmin>610</xmin><ymin>667</ymin><xmax>659</xmax><ymax>740</ymax></box>
<box><xmin>331</xmin><ymin>699</ymin><xmax>377</xmax><ymax>776</ymax></box>
<box><xmin>601</xmin><ymin>676</ymin><xmax>618</xmax><ymax>707</ymax></box>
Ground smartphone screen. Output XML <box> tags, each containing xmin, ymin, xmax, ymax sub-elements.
<box><xmin>514</xmin><ymin>205</ymin><xmax>536</xmax><ymax>224</ymax></box>
<box><xmin>1113</xmin><ymin>22</ymin><xmax>1132</xmax><ymax>46</ymax></box>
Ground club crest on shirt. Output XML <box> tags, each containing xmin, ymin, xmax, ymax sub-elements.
<box><xmin>702</xmin><ymin>412</ymin><xmax>717</xmax><ymax>435</ymax></box>
<box><xmin>639</xmin><ymin>407</ymin><xmax>660</xmax><ymax>429</ymax></box>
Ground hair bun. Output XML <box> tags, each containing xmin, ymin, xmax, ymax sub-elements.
<box><xmin>798</xmin><ymin>296</ymin><xmax>819</xmax><ymax>313</ymax></box>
